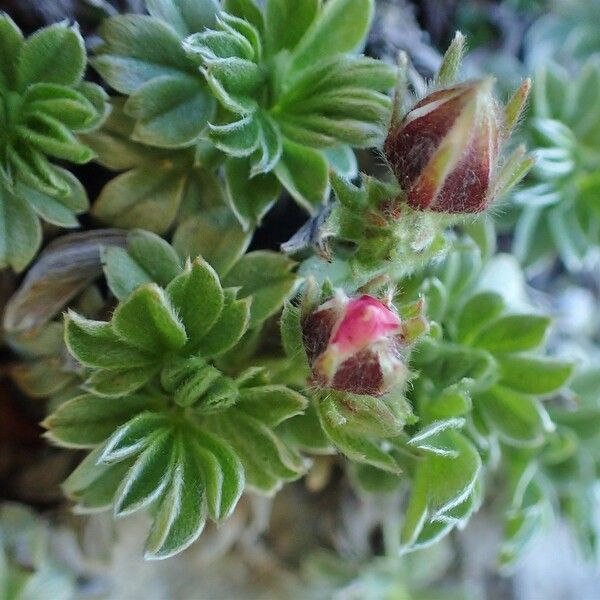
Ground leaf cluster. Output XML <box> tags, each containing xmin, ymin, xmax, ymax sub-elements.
<box><xmin>0</xmin><ymin>15</ymin><xmax>106</xmax><ymax>271</ymax></box>
<box><xmin>512</xmin><ymin>58</ymin><xmax>600</xmax><ymax>271</ymax></box>
<box><xmin>43</xmin><ymin>233</ymin><xmax>306</xmax><ymax>559</ymax></box>
<box><xmin>88</xmin><ymin>0</ymin><xmax>395</xmax><ymax>232</ymax></box>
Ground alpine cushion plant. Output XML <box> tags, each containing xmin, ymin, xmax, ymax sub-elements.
<box><xmin>4</xmin><ymin>0</ymin><xmax>594</xmax><ymax>582</ymax></box>
<box><xmin>40</xmin><ymin>24</ymin><xmax>541</xmax><ymax>563</ymax></box>
<box><xmin>90</xmin><ymin>0</ymin><xmax>395</xmax><ymax>230</ymax></box>
<box><xmin>43</xmin><ymin>245</ymin><xmax>307</xmax><ymax>559</ymax></box>
<box><xmin>0</xmin><ymin>14</ymin><xmax>106</xmax><ymax>271</ymax></box>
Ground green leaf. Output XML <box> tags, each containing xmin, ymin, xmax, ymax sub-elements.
<box><xmin>324</xmin><ymin>145</ymin><xmax>358</xmax><ymax>178</ymax></box>
<box><xmin>280</xmin><ymin>300</ymin><xmax>309</xmax><ymax>369</ymax></box>
<box><xmin>209</xmin><ymin>115</ymin><xmax>260</xmax><ymax>157</ymax></box>
<box><xmin>265</xmin><ymin>0</ymin><xmax>319</xmax><ymax>54</ymax></box>
<box><xmin>173</xmin><ymin>207</ymin><xmax>252</xmax><ymax>276</ymax></box>
<box><xmin>43</xmin><ymin>393</ymin><xmax>160</xmax><ymax>448</ymax></box>
<box><xmin>23</xmin><ymin>83</ymin><xmax>98</xmax><ymax>131</ymax></box>
<box><xmin>426</xmin><ymin>381</ymin><xmax>473</xmax><ymax>420</ymax></box>
<box><xmin>198</xmin><ymin>295</ymin><xmax>251</xmax><ymax>357</ymax></box>
<box><xmin>278</xmin><ymin>109</ymin><xmax>388</xmax><ymax>149</ymax></box>
<box><xmin>203</xmin><ymin>58</ymin><xmax>263</xmax><ymax>115</ymax></box>
<box><xmin>166</xmin><ymin>257</ymin><xmax>224</xmax><ymax>346</ymax></box>
<box><xmin>92</xmin><ymin>15</ymin><xmax>192</xmax><ymax>95</ymax></box>
<box><xmin>551</xmin><ymin>408</ymin><xmax>600</xmax><ymax>441</ymax></box>
<box><xmin>0</xmin><ymin>14</ymin><xmax>23</xmax><ymax>90</ymax></box>
<box><xmin>478</xmin><ymin>386</ymin><xmax>552</xmax><ymax>447</ymax></box>
<box><xmin>180</xmin><ymin>370</ymin><xmax>237</xmax><ymax>411</ymax></box>
<box><xmin>5</xmin><ymin>145</ymin><xmax>61</xmax><ymax>199</ymax></box>
<box><xmin>274</xmin><ymin>139</ymin><xmax>329</xmax><ymax>211</ymax></box>
<box><xmin>0</xmin><ymin>184</ymin><xmax>42</xmax><ymax>272</ymax></box>
<box><xmin>351</xmin><ymin>462</ymin><xmax>403</xmax><ymax>494</ymax></box>
<box><xmin>112</xmin><ymin>284</ymin><xmax>187</xmax><ymax>353</ymax></box>
<box><xmin>18</xmin><ymin>112</ymin><xmax>95</xmax><ymax>163</ymax></box>
<box><xmin>279</xmin><ymin>401</ymin><xmax>332</xmax><ymax>453</ymax></box>
<box><xmin>115</xmin><ymin>430</ymin><xmax>174</xmax><ymax>515</ymax></box>
<box><xmin>318</xmin><ymin>396</ymin><xmax>401</xmax><ymax>473</ymax></box>
<box><xmin>473</xmin><ymin>315</ymin><xmax>551</xmax><ymax>353</ymax></box>
<box><xmin>570</xmin><ymin>368</ymin><xmax>600</xmax><ymax>405</ymax></box>
<box><xmin>102</xmin><ymin>247</ymin><xmax>156</xmax><ymax>300</ymax></box>
<box><xmin>92</xmin><ymin>162</ymin><xmax>187</xmax><ymax>234</ymax></box>
<box><xmin>407</xmin><ymin>418</ymin><xmax>466</xmax><ymax>456</ymax></box>
<box><xmin>145</xmin><ymin>436</ymin><xmax>207</xmax><ymax>559</ymax></box>
<box><xmin>85</xmin><ymin>366</ymin><xmax>158</xmax><ymax>398</ymax></box>
<box><xmin>236</xmin><ymin>385</ymin><xmax>307</xmax><ymax>427</ymax></box>
<box><xmin>289</xmin><ymin>0</ymin><xmax>374</xmax><ymax>75</ymax></box>
<box><xmin>499</xmin><ymin>356</ymin><xmax>574</xmax><ymax>395</ymax></box>
<box><xmin>127</xmin><ymin>229</ymin><xmax>183</xmax><ymax>284</ymax></box>
<box><xmin>251</xmin><ymin>111</ymin><xmax>283</xmax><ymax>176</ymax></box>
<box><xmin>18</xmin><ymin>23</ymin><xmax>85</xmax><ymax>89</ymax></box>
<box><xmin>125</xmin><ymin>75</ymin><xmax>214</xmax><ymax>147</ymax></box>
<box><xmin>20</xmin><ymin>179</ymin><xmax>84</xmax><ymax>228</ymax></box>
<box><xmin>218</xmin><ymin>12</ymin><xmax>262</xmax><ymax>60</ymax></box>
<box><xmin>401</xmin><ymin>432</ymin><xmax>481</xmax><ymax>546</ymax></box>
<box><xmin>62</xmin><ymin>445</ymin><xmax>135</xmax><ymax>512</ymax></box>
<box><xmin>100</xmin><ymin>413</ymin><xmax>170</xmax><ymax>463</ymax></box>
<box><xmin>420</xmin><ymin>277</ymin><xmax>447</xmax><ymax>323</ymax></box>
<box><xmin>223</xmin><ymin>0</ymin><xmax>264</xmax><ymax>33</ymax></box>
<box><xmin>414</xmin><ymin>344</ymin><xmax>497</xmax><ymax>391</ymax></box>
<box><xmin>224</xmin><ymin>157</ymin><xmax>281</xmax><ymax>230</ymax></box>
<box><xmin>322</xmin><ymin>391</ymin><xmax>412</xmax><ymax>439</ymax></box>
<box><xmin>500</xmin><ymin>480</ymin><xmax>548</xmax><ymax>568</ymax></box>
<box><xmin>184</xmin><ymin>29</ymin><xmax>254</xmax><ymax>63</ymax></box>
<box><xmin>435</xmin><ymin>31</ymin><xmax>465</xmax><ymax>87</ymax></box>
<box><xmin>75</xmin><ymin>81</ymin><xmax>110</xmax><ymax>132</ymax></box>
<box><xmin>102</xmin><ymin>230</ymin><xmax>183</xmax><ymax>300</ymax></box>
<box><xmin>79</xmin><ymin>99</ymin><xmax>156</xmax><ymax>170</ymax></box>
<box><xmin>223</xmin><ymin>251</ymin><xmax>297</xmax><ymax>327</ymax></box>
<box><xmin>64</xmin><ymin>311</ymin><xmax>155</xmax><ymax>369</ymax></box>
<box><xmin>456</xmin><ymin>292</ymin><xmax>505</xmax><ymax>343</ymax></box>
<box><xmin>191</xmin><ymin>428</ymin><xmax>244</xmax><ymax>521</ymax></box>
<box><xmin>573</xmin><ymin>59</ymin><xmax>600</xmax><ymax>138</ymax></box>
<box><xmin>279</xmin><ymin>55</ymin><xmax>396</xmax><ymax>106</ymax></box>
<box><xmin>320</xmin><ymin>417</ymin><xmax>400</xmax><ymax>473</ymax></box>
<box><xmin>210</xmin><ymin>411</ymin><xmax>304</xmax><ymax>493</ymax></box>
<box><xmin>146</xmin><ymin>0</ymin><xmax>219</xmax><ymax>37</ymax></box>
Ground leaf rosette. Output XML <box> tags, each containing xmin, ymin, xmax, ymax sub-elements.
<box><xmin>91</xmin><ymin>0</ymin><xmax>394</xmax><ymax>229</ymax></box>
<box><xmin>0</xmin><ymin>15</ymin><xmax>106</xmax><ymax>271</ymax></box>
<box><xmin>43</xmin><ymin>234</ymin><xmax>306</xmax><ymax>559</ymax></box>
<box><xmin>512</xmin><ymin>58</ymin><xmax>600</xmax><ymax>272</ymax></box>
<box><xmin>392</xmin><ymin>240</ymin><xmax>574</xmax><ymax>554</ymax></box>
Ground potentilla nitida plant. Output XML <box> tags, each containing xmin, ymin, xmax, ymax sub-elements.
<box><xmin>5</xmin><ymin>0</ymin><xmax>568</xmax><ymax>570</ymax></box>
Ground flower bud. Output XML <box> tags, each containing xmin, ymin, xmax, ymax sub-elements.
<box><xmin>384</xmin><ymin>79</ymin><xmax>501</xmax><ymax>214</ymax></box>
<box><xmin>302</xmin><ymin>292</ymin><xmax>426</xmax><ymax>396</ymax></box>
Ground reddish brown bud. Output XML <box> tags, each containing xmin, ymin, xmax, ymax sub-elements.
<box><xmin>302</xmin><ymin>292</ymin><xmax>426</xmax><ymax>396</ymax></box>
<box><xmin>384</xmin><ymin>79</ymin><xmax>501</xmax><ymax>214</ymax></box>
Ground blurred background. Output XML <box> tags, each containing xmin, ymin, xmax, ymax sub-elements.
<box><xmin>1</xmin><ymin>1</ymin><xmax>600</xmax><ymax>598</ymax></box>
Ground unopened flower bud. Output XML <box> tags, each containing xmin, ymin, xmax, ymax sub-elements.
<box><xmin>384</xmin><ymin>79</ymin><xmax>501</xmax><ymax>214</ymax></box>
<box><xmin>302</xmin><ymin>292</ymin><xmax>426</xmax><ymax>396</ymax></box>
